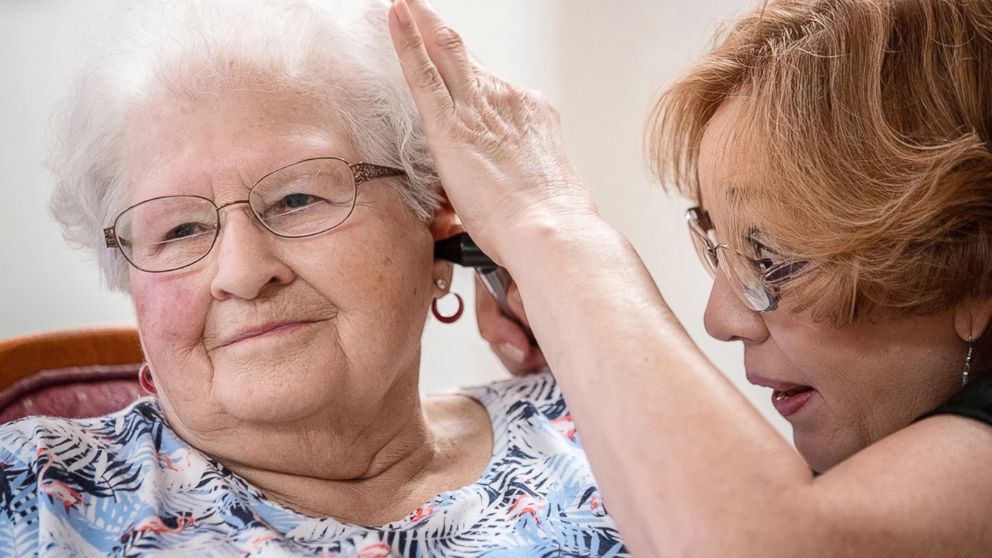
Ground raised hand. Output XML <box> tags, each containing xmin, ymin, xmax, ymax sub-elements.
<box><xmin>387</xmin><ymin>0</ymin><xmax>598</xmax><ymax>266</ymax></box>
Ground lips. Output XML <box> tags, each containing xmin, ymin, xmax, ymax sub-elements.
<box><xmin>773</xmin><ymin>386</ymin><xmax>812</xmax><ymax>401</ymax></box>
<box><xmin>215</xmin><ymin>319</ymin><xmax>323</xmax><ymax>349</ymax></box>
<box><xmin>747</xmin><ymin>374</ymin><xmax>816</xmax><ymax>418</ymax></box>
<box><xmin>770</xmin><ymin>386</ymin><xmax>815</xmax><ymax>417</ymax></box>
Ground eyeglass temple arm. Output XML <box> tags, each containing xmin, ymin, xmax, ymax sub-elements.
<box><xmin>104</xmin><ymin>227</ymin><xmax>119</xmax><ymax>248</ymax></box>
<box><xmin>351</xmin><ymin>163</ymin><xmax>406</xmax><ymax>185</ymax></box>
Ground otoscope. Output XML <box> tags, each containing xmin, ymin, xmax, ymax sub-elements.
<box><xmin>434</xmin><ymin>233</ymin><xmax>536</xmax><ymax>343</ymax></box>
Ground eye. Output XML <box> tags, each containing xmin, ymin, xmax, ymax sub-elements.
<box><xmin>283</xmin><ymin>193</ymin><xmax>316</xmax><ymax>209</ymax></box>
<box><xmin>163</xmin><ymin>222</ymin><xmax>212</xmax><ymax>241</ymax></box>
<box><xmin>746</xmin><ymin>233</ymin><xmax>807</xmax><ymax>284</ymax></box>
<box><xmin>746</xmin><ymin>240</ymin><xmax>776</xmax><ymax>269</ymax></box>
<box><xmin>266</xmin><ymin>193</ymin><xmax>328</xmax><ymax>216</ymax></box>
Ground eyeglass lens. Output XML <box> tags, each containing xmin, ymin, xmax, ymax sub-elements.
<box><xmin>686</xmin><ymin>208</ymin><xmax>776</xmax><ymax>312</ymax></box>
<box><xmin>114</xmin><ymin>158</ymin><xmax>357</xmax><ymax>272</ymax></box>
<box><xmin>687</xmin><ymin>222</ymin><xmax>719</xmax><ymax>274</ymax></box>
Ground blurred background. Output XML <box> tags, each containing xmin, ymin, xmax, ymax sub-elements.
<box><xmin>0</xmin><ymin>0</ymin><xmax>790</xmax><ymax>438</ymax></box>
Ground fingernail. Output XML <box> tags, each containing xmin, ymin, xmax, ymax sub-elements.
<box><xmin>498</xmin><ymin>343</ymin><xmax>526</xmax><ymax>365</ymax></box>
<box><xmin>394</xmin><ymin>0</ymin><xmax>412</xmax><ymax>25</ymax></box>
<box><xmin>509</xmin><ymin>288</ymin><xmax>523</xmax><ymax>306</ymax></box>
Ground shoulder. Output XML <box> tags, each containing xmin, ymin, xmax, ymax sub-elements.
<box><xmin>442</xmin><ymin>372</ymin><xmax>628</xmax><ymax>554</ymax></box>
<box><xmin>453</xmin><ymin>370</ymin><xmax>585</xmax><ymax>453</ymax></box>
<box><xmin>0</xmin><ymin>399</ymin><xmax>165</xmax><ymax>510</ymax></box>
<box><xmin>808</xmin><ymin>397</ymin><xmax>992</xmax><ymax>555</ymax></box>
<box><xmin>460</xmin><ymin>370</ymin><xmax>567</xmax><ymax>420</ymax></box>
<box><xmin>0</xmin><ymin>397</ymin><xmax>164</xmax><ymax>463</ymax></box>
<box><xmin>0</xmin><ymin>399</ymin><xmax>165</xmax><ymax>554</ymax></box>
<box><xmin>919</xmin><ymin>373</ymin><xmax>992</xmax><ymax>426</ymax></box>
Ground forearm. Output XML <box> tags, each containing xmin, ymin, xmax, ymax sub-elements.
<box><xmin>501</xmin><ymin>216</ymin><xmax>816</xmax><ymax>555</ymax></box>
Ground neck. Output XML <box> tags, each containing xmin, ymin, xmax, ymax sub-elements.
<box><xmin>165</xmin><ymin>368</ymin><xmax>450</xmax><ymax>524</ymax></box>
<box><xmin>227</xmin><ymin>395</ymin><xmax>440</xmax><ymax>522</ymax></box>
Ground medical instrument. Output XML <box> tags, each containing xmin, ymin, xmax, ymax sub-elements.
<box><xmin>434</xmin><ymin>233</ymin><xmax>535</xmax><ymax>343</ymax></box>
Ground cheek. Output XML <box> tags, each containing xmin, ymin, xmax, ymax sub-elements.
<box><xmin>769</xmin><ymin>320</ymin><xmax>865</xmax><ymax>390</ymax></box>
<box><xmin>313</xmin><ymin>194</ymin><xmax>434</xmax><ymax>307</ymax></box>
<box><xmin>768</xmin><ymin>316</ymin><xmax>943</xmax><ymax>419</ymax></box>
<box><xmin>132</xmin><ymin>272</ymin><xmax>211</xmax><ymax>357</ymax></box>
<box><xmin>361</xmin><ymin>240</ymin><xmax>431</xmax><ymax>318</ymax></box>
<box><xmin>296</xmin><ymin>219</ymin><xmax>434</xmax><ymax>354</ymax></box>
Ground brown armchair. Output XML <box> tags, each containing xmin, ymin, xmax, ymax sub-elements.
<box><xmin>0</xmin><ymin>328</ymin><xmax>145</xmax><ymax>422</ymax></box>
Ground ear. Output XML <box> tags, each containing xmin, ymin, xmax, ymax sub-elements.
<box><xmin>429</xmin><ymin>191</ymin><xmax>462</xmax><ymax>297</ymax></box>
<box><xmin>429</xmin><ymin>191</ymin><xmax>464</xmax><ymax>242</ymax></box>
<box><xmin>953</xmin><ymin>296</ymin><xmax>992</xmax><ymax>342</ymax></box>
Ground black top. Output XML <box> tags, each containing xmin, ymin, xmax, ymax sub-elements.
<box><xmin>918</xmin><ymin>373</ymin><xmax>992</xmax><ymax>425</ymax></box>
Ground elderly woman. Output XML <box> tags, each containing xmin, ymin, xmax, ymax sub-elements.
<box><xmin>390</xmin><ymin>0</ymin><xmax>992</xmax><ymax>555</ymax></box>
<box><xmin>0</xmin><ymin>1</ymin><xmax>628</xmax><ymax>556</ymax></box>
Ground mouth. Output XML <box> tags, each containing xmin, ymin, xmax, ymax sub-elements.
<box><xmin>770</xmin><ymin>386</ymin><xmax>815</xmax><ymax>417</ymax></box>
<box><xmin>747</xmin><ymin>374</ymin><xmax>816</xmax><ymax>418</ymax></box>
<box><xmin>217</xmin><ymin>319</ymin><xmax>324</xmax><ymax>349</ymax></box>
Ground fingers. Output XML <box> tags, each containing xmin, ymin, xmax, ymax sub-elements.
<box><xmin>475</xmin><ymin>277</ymin><xmax>546</xmax><ymax>375</ymax></box>
<box><xmin>388</xmin><ymin>0</ymin><xmax>454</xmax><ymax>127</ymax></box>
<box><xmin>406</xmin><ymin>0</ymin><xmax>479</xmax><ymax>99</ymax></box>
<box><xmin>490</xmin><ymin>341</ymin><xmax>548</xmax><ymax>376</ymax></box>
<box><xmin>505</xmin><ymin>282</ymin><xmax>530</xmax><ymax>329</ymax></box>
<box><xmin>522</xmin><ymin>347</ymin><xmax>548</xmax><ymax>374</ymax></box>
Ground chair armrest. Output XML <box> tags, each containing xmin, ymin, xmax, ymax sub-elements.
<box><xmin>0</xmin><ymin>328</ymin><xmax>143</xmax><ymax>392</ymax></box>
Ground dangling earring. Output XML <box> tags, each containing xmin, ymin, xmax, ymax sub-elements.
<box><xmin>138</xmin><ymin>363</ymin><xmax>157</xmax><ymax>395</ymax></box>
<box><xmin>962</xmin><ymin>336</ymin><xmax>974</xmax><ymax>387</ymax></box>
<box><xmin>431</xmin><ymin>277</ymin><xmax>464</xmax><ymax>324</ymax></box>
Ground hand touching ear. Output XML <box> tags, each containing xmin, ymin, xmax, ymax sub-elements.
<box><xmin>388</xmin><ymin>0</ymin><xmax>597</xmax><ymax>267</ymax></box>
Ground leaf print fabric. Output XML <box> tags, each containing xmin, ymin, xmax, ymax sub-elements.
<box><xmin>0</xmin><ymin>372</ymin><xmax>629</xmax><ymax>557</ymax></box>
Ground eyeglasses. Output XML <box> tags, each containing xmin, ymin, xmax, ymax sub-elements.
<box><xmin>104</xmin><ymin>157</ymin><xmax>405</xmax><ymax>273</ymax></box>
<box><xmin>686</xmin><ymin>206</ymin><xmax>808</xmax><ymax>312</ymax></box>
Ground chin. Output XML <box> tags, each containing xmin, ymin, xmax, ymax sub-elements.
<box><xmin>793</xmin><ymin>431</ymin><xmax>857</xmax><ymax>474</ymax></box>
<box><xmin>210</xmin><ymin>359</ymin><xmax>337</xmax><ymax>424</ymax></box>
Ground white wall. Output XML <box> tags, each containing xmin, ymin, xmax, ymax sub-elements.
<box><xmin>0</xmin><ymin>1</ymin><xmax>789</xmax><ymax>438</ymax></box>
<box><xmin>1</xmin><ymin>1</ymin><xmax>136</xmax><ymax>336</ymax></box>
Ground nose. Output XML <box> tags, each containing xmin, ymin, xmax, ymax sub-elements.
<box><xmin>703</xmin><ymin>270</ymin><xmax>769</xmax><ymax>344</ymax></box>
<box><xmin>209</xmin><ymin>204</ymin><xmax>295</xmax><ymax>300</ymax></box>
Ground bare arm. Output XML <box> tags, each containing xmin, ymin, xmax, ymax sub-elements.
<box><xmin>388</xmin><ymin>2</ymin><xmax>992</xmax><ymax>555</ymax></box>
<box><xmin>497</xmin><ymin>221</ymin><xmax>992</xmax><ymax>556</ymax></box>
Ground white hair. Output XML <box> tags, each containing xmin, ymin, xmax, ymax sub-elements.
<box><xmin>48</xmin><ymin>0</ymin><xmax>442</xmax><ymax>292</ymax></box>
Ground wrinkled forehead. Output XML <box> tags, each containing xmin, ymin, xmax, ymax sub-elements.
<box><xmin>120</xmin><ymin>83</ymin><xmax>355</xmax><ymax>204</ymax></box>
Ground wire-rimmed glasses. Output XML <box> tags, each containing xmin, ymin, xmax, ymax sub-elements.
<box><xmin>686</xmin><ymin>206</ymin><xmax>808</xmax><ymax>312</ymax></box>
<box><xmin>104</xmin><ymin>157</ymin><xmax>405</xmax><ymax>273</ymax></box>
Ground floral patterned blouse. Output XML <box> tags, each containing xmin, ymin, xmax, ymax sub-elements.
<box><xmin>0</xmin><ymin>372</ymin><xmax>628</xmax><ymax>557</ymax></box>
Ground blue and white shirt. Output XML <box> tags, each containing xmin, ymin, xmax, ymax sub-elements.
<box><xmin>0</xmin><ymin>372</ymin><xmax>628</xmax><ymax>557</ymax></box>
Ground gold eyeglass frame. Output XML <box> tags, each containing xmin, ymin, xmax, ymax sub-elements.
<box><xmin>103</xmin><ymin>156</ymin><xmax>406</xmax><ymax>273</ymax></box>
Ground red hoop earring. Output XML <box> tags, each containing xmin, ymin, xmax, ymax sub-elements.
<box><xmin>138</xmin><ymin>363</ymin><xmax>157</xmax><ymax>395</ymax></box>
<box><xmin>432</xmin><ymin>292</ymin><xmax>464</xmax><ymax>324</ymax></box>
